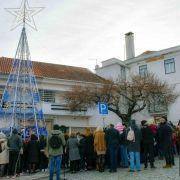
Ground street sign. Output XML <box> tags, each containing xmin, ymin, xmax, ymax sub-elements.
<box><xmin>98</xmin><ymin>102</ymin><xmax>108</xmax><ymax>115</ymax></box>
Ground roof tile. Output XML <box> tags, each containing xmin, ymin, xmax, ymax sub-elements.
<box><xmin>0</xmin><ymin>57</ymin><xmax>104</xmax><ymax>83</ymax></box>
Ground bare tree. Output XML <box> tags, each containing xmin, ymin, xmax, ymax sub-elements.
<box><xmin>64</xmin><ymin>73</ymin><xmax>178</xmax><ymax>125</ymax></box>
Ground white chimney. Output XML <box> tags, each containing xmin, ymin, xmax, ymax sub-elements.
<box><xmin>125</xmin><ymin>32</ymin><xmax>135</xmax><ymax>60</ymax></box>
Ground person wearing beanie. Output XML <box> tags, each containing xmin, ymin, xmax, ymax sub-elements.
<box><xmin>127</xmin><ymin>119</ymin><xmax>142</xmax><ymax>172</ymax></box>
<box><xmin>105</xmin><ymin>124</ymin><xmax>119</xmax><ymax>172</ymax></box>
<box><xmin>7</xmin><ymin>128</ymin><xmax>22</xmax><ymax>177</ymax></box>
<box><xmin>47</xmin><ymin>124</ymin><xmax>65</xmax><ymax>180</ymax></box>
<box><xmin>158</xmin><ymin>117</ymin><xmax>174</xmax><ymax>168</ymax></box>
<box><xmin>141</xmin><ymin>120</ymin><xmax>156</xmax><ymax>169</ymax></box>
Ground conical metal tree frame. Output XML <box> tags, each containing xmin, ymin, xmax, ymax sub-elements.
<box><xmin>0</xmin><ymin>1</ymin><xmax>47</xmax><ymax>138</ymax></box>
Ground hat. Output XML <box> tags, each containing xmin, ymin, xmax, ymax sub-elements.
<box><xmin>141</xmin><ymin>120</ymin><xmax>147</xmax><ymax>126</ymax></box>
<box><xmin>12</xmin><ymin>129</ymin><xmax>18</xmax><ymax>134</ymax></box>
<box><xmin>115</xmin><ymin>123</ymin><xmax>125</xmax><ymax>132</ymax></box>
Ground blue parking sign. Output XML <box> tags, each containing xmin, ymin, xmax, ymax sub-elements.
<box><xmin>98</xmin><ymin>102</ymin><xmax>108</xmax><ymax>115</ymax></box>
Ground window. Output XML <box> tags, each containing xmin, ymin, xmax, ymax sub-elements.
<box><xmin>121</xmin><ymin>66</ymin><xmax>126</xmax><ymax>81</ymax></box>
<box><xmin>139</xmin><ymin>65</ymin><xmax>147</xmax><ymax>76</ymax></box>
<box><xmin>39</xmin><ymin>90</ymin><xmax>55</xmax><ymax>103</ymax></box>
<box><xmin>164</xmin><ymin>58</ymin><xmax>175</xmax><ymax>74</ymax></box>
<box><xmin>148</xmin><ymin>94</ymin><xmax>167</xmax><ymax>114</ymax></box>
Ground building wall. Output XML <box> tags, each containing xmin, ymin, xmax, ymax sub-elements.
<box><xmin>96</xmin><ymin>64</ymin><xmax>122</xmax><ymax>81</ymax></box>
<box><xmin>129</xmin><ymin>52</ymin><xmax>180</xmax><ymax>124</ymax></box>
<box><xmin>95</xmin><ymin>51</ymin><xmax>180</xmax><ymax>124</ymax></box>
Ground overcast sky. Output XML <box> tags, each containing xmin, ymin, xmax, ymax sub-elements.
<box><xmin>0</xmin><ymin>0</ymin><xmax>180</xmax><ymax>71</ymax></box>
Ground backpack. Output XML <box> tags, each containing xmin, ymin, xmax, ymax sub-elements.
<box><xmin>49</xmin><ymin>134</ymin><xmax>62</xmax><ymax>149</ymax></box>
<box><xmin>127</xmin><ymin>127</ymin><xmax>135</xmax><ymax>142</ymax></box>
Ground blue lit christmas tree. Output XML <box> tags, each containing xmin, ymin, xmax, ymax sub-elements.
<box><xmin>0</xmin><ymin>0</ymin><xmax>46</xmax><ymax>138</ymax></box>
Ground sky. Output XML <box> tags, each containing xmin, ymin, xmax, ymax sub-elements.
<box><xmin>0</xmin><ymin>0</ymin><xmax>180</xmax><ymax>71</ymax></box>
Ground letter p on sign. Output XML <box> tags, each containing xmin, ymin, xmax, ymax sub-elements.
<box><xmin>98</xmin><ymin>102</ymin><xmax>108</xmax><ymax>115</ymax></box>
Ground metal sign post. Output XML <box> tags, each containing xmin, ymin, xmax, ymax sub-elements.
<box><xmin>98</xmin><ymin>102</ymin><xmax>108</xmax><ymax>128</ymax></box>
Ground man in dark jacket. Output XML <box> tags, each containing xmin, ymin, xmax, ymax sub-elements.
<box><xmin>105</xmin><ymin>124</ymin><xmax>119</xmax><ymax>172</ymax></box>
<box><xmin>158</xmin><ymin>117</ymin><xmax>174</xmax><ymax>168</ymax></box>
<box><xmin>141</xmin><ymin>120</ymin><xmax>156</xmax><ymax>169</ymax></box>
<box><xmin>7</xmin><ymin>129</ymin><xmax>22</xmax><ymax>177</ymax></box>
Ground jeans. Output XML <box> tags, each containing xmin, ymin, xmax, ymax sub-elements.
<box><xmin>49</xmin><ymin>155</ymin><xmax>62</xmax><ymax>180</ymax></box>
<box><xmin>129</xmin><ymin>152</ymin><xmax>141</xmax><ymax>171</ymax></box>
<box><xmin>109</xmin><ymin>144</ymin><xmax>118</xmax><ymax>171</ymax></box>
<box><xmin>120</xmin><ymin>145</ymin><xmax>129</xmax><ymax>167</ymax></box>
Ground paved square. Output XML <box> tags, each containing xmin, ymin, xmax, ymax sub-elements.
<box><xmin>1</xmin><ymin>157</ymin><xmax>179</xmax><ymax>180</ymax></box>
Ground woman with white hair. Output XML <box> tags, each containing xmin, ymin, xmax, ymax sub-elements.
<box><xmin>94</xmin><ymin>126</ymin><xmax>106</xmax><ymax>172</ymax></box>
<box><xmin>0</xmin><ymin>132</ymin><xmax>9</xmax><ymax>177</ymax></box>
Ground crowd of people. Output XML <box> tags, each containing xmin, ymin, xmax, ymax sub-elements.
<box><xmin>0</xmin><ymin>117</ymin><xmax>179</xmax><ymax>180</ymax></box>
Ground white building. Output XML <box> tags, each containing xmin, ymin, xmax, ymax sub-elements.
<box><xmin>0</xmin><ymin>57</ymin><xmax>119</xmax><ymax>132</ymax></box>
<box><xmin>95</xmin><ymin>32</ymin><xmax>180</xmax><ymax>124</ymax></box>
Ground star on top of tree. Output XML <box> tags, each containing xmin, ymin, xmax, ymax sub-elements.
<box><xmin>5</xmin><ymin>0</ymin><xmax>44</xmax><ymax>31</ymax></box>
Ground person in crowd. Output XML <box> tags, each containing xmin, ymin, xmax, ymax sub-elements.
<box><xmin>115</xmin><ymin>123</ymin><xmax>128</xmax><ymax>168</ymax></box>
<box><xmin>7</xmin><ymin>129</ymin><xmax>22</xmax><ymax>178</ymax></box>
<box><xmin>158</xmin><ymin>117</ymin><xmax>174</xmax><ymax>168</ymax></box>
<box><xmin>22</xmin><ymin>137</ymin><xmax>29</xmax><ymax>173</ymax></box>
<box><xmin>0</xmin><ymin>132</ymin><xmax>9</xmax><ymax>177</ymax></box>
<box><xmin>67</xmin><ymin>133</ymin><xmax>80</xmax><ymax>173</ymax></box>
<box><xmin>172</xmin><ymin>130</ymin><xmax>177</xmax><ymax>154</ymax></box>
<box><xmin>127</xmin><ymin>119</ymin><xmax>142</xmax><ymax>172</ymax></box>
<box><xmin>47</xmin><ymin>124</ymin><xmax>65</xmax><ymax>180</ymax></box>
<box><xmin>175</xmin><ymin>122</ymin><xmax>180</xmax><ymax>155</ymax></box>
<box><xmin>141</xmin><ymin>120</ymin><xmax>156</xmax><ymax>169</ymax></box>
<box><xmin>84</xmin><ymin>128</ymin><xmax>95</xmax><ymax>170</ymax></box>
<box><xmin>94</xmin><ymin>126</ymin><xmax>106</xmax><ymax>172</ymax></box>
<box><xmin>27</xmin><ymin>134</ymin><xmax>40</xmax><ymax>173</ymax></box>
<box><xmin>62</xmin><ymin>133</ymin><xmax>69</xmax><ymax>169</ymax></box>
<box><xmin>78</xmin><ymin>134</ymin><xmax>87</xmax><ymax>171</ymax></box>
<box><xmin>39</xmin><ymin>135</ymin><xmax>48</xmax><ymax>172</ymax></box>
<box><xmin>105</xmin><ymin>124</ymin><xmax>119</xmax><ymax>173</ymax></box>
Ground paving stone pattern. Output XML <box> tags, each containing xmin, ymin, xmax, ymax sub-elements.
<box><xmin>1</xmin><ymin>157</ymin><xmax>179</xmax><ymax>180</ymax></box>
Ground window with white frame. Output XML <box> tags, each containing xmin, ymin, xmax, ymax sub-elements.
<box><xmin>39</xmin><ymin>89</ymin><xmax>55</xmax><ymax>103</ymax></box>
<box><xmin>139</xmin><ymin>65</ymin><xmax>147</xmax><ymax>76</ymax></box>
<box><xmin>164</xmin><ymin>58</ymin><xmax>175</xmax><ymax>74</ymax></box>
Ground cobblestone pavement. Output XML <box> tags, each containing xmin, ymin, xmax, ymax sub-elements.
<box><xmin>1</xmin><ymin>157</ymin><xmax>179</xmax><ymax>180</ymax></box>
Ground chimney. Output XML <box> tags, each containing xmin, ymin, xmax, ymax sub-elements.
<box><xmin>125</xmin><ymin>32</ymin><xmax>135</xmax><ymax>60</ymax></box>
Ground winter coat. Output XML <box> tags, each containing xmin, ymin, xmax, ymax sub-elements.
<box><xmin>79</xmin><ymin>137</ymin><xmax>86</xmax><ymax>156</ymax></box>
<box><xmin>175</xmin><ymin>127</ymin><xmax>180</xmax><ymax>145</ymax></box>
<box><xmin>119</xmin><ymin>129</ymin><xmax>128</xmax><ymax>146</ymax></box>
<box><xmin>27</xmin><ymin>140</ymin><xmax>40</xmax><ymax>163</ymax></box>
<box><xmin>47</xmin><ymin>130</ymin><xmax>66</xmax><ymax>156</ymax></box>
<box><xmin>158</xmin><ymin>122</ymin><xmax>173</xmax><ymax>148</ymax></box>
<box><xmin>7</xmin><ymin>133</ymin><xmax>22</xmax><ymax>151</ymax></box>
<box><xmin>0</xmin><ymin>133</ymin><xmax>9</xmax><ymax>165</ymax></box>
<box><xmin>94</xmin><ymin>130</ymin><xmax>106</xmax><ymax>155</ymax></box>
<box><xmin>127</xmin><ymin>126</ymin><xmax>142</xmax><ymax>152</ymax></box>
<box><xmin>85</xmin><ymin>135</ymin><xmax>94</xmax><ymax>157</ymax></box>
<box><xmin>67</xmin><ymin>137</ymin><xmax>80</xmax><ymax>161</ymax></box>
<box><xmin>105</xmin><ymin>127</ymin><xmax>119</xmax><ymax>147</ymax></box>
<box><xmin>141</xmin><ymin>126</ymin><xmax>154</xmax><ymax>145</ymax></box>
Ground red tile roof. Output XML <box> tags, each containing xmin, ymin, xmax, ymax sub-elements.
<box><xmin>0</xmin><ymin>57</ymin><xmax>104</xmax><ymax>83</ymax></box>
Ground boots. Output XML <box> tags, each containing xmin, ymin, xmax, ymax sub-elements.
<box><xmin>163</xmin><ymin>164</ymin><xmax>172</xmax><ymax>168</ymax></box>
